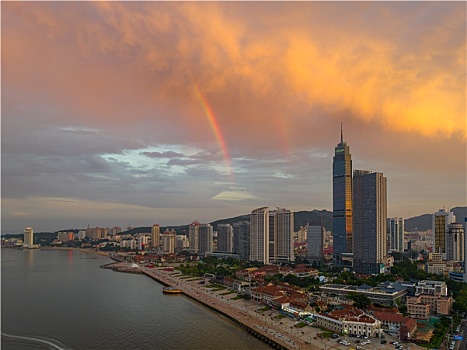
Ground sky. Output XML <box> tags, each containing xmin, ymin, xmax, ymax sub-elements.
<box><xmin>2</xmin><ymin>1</ymin><xmax>466</xmax><ymax>234</ymax></box>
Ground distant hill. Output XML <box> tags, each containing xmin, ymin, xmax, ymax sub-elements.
<box><xmin>404</xmin><ymin>214</ymin><xmax>432</xmax><ymax>232</ymax></box>
<box><xmin>210</xmin><ymin>209</ymin><xmax>333</xmax><ymax>232</ymax></box>
<box><xmin>404</xmin><ymin>206</ymin><xmax>466</xmax><ymax>232</ymax></box>
<box><xmin>54</xmin><ymin>206</ymin><xmax>466</xmax><ymax>236</ymax></box>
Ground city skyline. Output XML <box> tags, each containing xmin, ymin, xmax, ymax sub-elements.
<box><xmin>2</xmin><ymin>2</ymin><xmax>466</xmax><ymax>234</ymax></box>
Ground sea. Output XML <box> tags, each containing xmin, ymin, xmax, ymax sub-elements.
<box><xmin>1</xmin><ymin>248</ymin><xmax>271</xmax><ymax>350</ymax></box>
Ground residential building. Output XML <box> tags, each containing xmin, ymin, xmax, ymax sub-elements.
<box><xmin>137</xmin><ymin>235</ymin><xmax>149</xmax><ymax>250</ymax></box>
<box><xmin>198</xmin><ymin>223</ymin><xmax>213</xmax><ymax>256</ymax></box>
<box><xmin>387</xmin><ymin>217</ymin><xmax>404</xmax><ymax>252</ymax></box>
<box><xmin>250</xmin><ymin>207</ymin><xmax>294</xmax><ymax>263</ymax></box>
<box><xmin>151</xmin><ymin>224</ymin><xmax>160</xmax><ymax>248</ymax></box>
<box><xmin>250</xmin><ymin>207</ymin><xmax>269</xmax><ymax>263</ymax></box>
<box><xmin>161</xmin><ymin>230</ymin><xmax>176</xmax><ymax>254</ymax></box>
<box><xmin>188</xmin><ymin>221</ymin><xmax>200</xmax><ymax>254</ymax></box>
<box><xmin>58</xmin><ymin>232</ymin><xmax>73</xmax><ymax>242</ymax></box>
<box><xmin>270</xmin><ymin>208</ymin><xmax>294</xmax><ymax>262</ymax></box>
<box><xmin>406</xmin><ymin>280</ymin><xmax>452</xmax><ymax>319</ymax></box>
<box><xmin>217</xmin><ymin>224</ymin><xmax>233</xmax><ymax>253</ymax></box>
<box><xmin>307</xmin><ymin>225</ymin><xmax>325</xmax><ymax>263</ymax></box>
<box><xmin>353</xmin><ymin>170</ymin><xmax>387</xmax><ymax>275</ymax></box>
<box><xmin>333</xmin><ymin>124</ymin><xmax>353</xmax><ymax>267</ymax></box>
<box><xmin>233</xmin><ymin>221</ymin><xmax>250</xmax><ymax>261</ymax></box>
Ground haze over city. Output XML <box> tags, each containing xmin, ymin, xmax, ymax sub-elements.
<box><xmin>2</xmin><ymin>1</ymin><xmax>466</xmax><ymax>234</ymax></box>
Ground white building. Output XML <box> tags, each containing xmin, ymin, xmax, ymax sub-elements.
<box><xmin>162</xmin><ymin>231</ymin><xmax>176</xmax><ymax>254</ymax></box>
<box><xmin>250</xmin><ymin>207</ymin><xmax>294</xmax><ymax>264</ymax></box>
<box><xmin>23</xmin><ymin>227</ymin><xmax>34</xmax><ymax>247</ymax></box>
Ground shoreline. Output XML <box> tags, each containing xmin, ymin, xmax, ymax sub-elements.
<box><xmin>39</xmin><ymin>246</ymin><xmax>111</xmax><ymax>257</ymax></box>
<box><xmin>137</xmin><ymin>264</ymin><xmax>316</xmax><ymax>350</ymax></box>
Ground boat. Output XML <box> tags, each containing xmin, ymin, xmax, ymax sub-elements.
<box><xmin>162</xmin><ymin>286</ymin><xmax>182</xmax><ymax>294</ymax></box>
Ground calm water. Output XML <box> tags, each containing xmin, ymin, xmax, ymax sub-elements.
<box><xmin>1</xmin><ymin>248</ymin><xmax>271</xmax><ymax>350</ymax></box>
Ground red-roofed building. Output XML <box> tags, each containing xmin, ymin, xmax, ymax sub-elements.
<box><xmin>316</xmin><ymin>306</ymin><xmax>383</xmax><ymax>337</ymax></box>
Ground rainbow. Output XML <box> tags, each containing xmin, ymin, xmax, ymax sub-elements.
<box><xmin>193</xmin><ymin>85</ymin><xmax>234</xmax><ymax>179</ymax></box>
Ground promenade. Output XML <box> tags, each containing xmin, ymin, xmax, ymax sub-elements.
<box><xmin>137</xmin><ymin>265</ymin><xmax>423</xmax><ymax>350</ymax></box>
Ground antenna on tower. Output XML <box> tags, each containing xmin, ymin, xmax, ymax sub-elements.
<box><xmin>341</xmin><ymin>122</ymin><xmax>343</xmax><ymax>143</ymax></box>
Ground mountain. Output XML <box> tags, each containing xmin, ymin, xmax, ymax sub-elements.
<box><xmin>404</xmin><ymin>206</ymin><xmax>467</xmax><ymax>232</ymax></box>
<box><xmin>210</xmin><ymin>209</ymin><xmax>333</xmax><ymax>232</ymax></box>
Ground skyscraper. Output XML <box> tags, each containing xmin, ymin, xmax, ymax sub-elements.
<box><xmin>446</xmin><ymin>223</ymin><xmax>464</xmax><ymax>261</ymax></box>
<box><xmin>198</xmin><ymin>223</ymin><xmax>213</xmax><ymax>256</ymax></box>
<box><xmin>332</xmin><ymin>124</ymin><xmax>353</xmax><ymax>266</ymax></box>
<box><xmin>432</xmin><ymin>208</ymin><xmax>455</xmax><ymax>255</ymax></box>
<box><xmin>307</xmin><ymin>224</ymin><xmax>325</xmax><ymax>264</ymax></box>
<box><xmin>250</xmin><ymin>207</ymin><xmax>294</xmax><ymax>264</ymax></box>
<box><xmin>270</xmin><ymin>208</ymin><xmax>294</xmax><ymax>263</ymax></box>
<box><xmin>23</xmin><ymin>227</ymin><xmax>33</xmax><ymax>247</ymax></box>
<box><xmin>250</xmin><ymin>207</ymin><xmax>269</xmax><ymax>263</ymax></box>
<box><xmin>151</xmin><ymin>224</ymin><xmax>160</xmax><ymax>248</ymax></box>
<box><xmin>188</xmin><ymin>220</ymin><xmax>200</xmax><ymax>254</ymax></box>
<box><xmin>353</xmin><ymin>170</ymin><xmax>387</xmax><ymax>275</ymax></box>
<box><xmin>161</xmin><ymin>230</ymin><xmax>176</xmax><ymax>254</ymax></box>
<box><xmin>233</xmin><ymin>221</ymin><xmax>250</xmax><ymax>261</ymax></box>
<box><xmin>217</xmin><ymin>224</ymin><xmax>233</xmax><ymax>253</ymax></box>
<box><xmin>387</xmin><ymin>217</ymin><xmax>404</xmax><ymax>252</ymax></box>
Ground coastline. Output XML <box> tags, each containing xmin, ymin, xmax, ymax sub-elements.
<box><xmin>40</xmin><ymin>246</ymin><xmax>111</xmax><ymax>257</ymax></box>
<box><xmin>137</xmin><ymin>264</ymin><xmax>317</xmax><ymax>350</ymax></box>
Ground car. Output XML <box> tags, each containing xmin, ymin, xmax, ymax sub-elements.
<box><xmin>381</xmin><ymin>340</ymin><xmax>387</xmax><ymax>344</ymax></box>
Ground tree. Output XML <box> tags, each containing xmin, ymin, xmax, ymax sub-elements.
<box><xmin>347</xmin><ymin>292</ymin><xmax>372</xmax><ymax>309</ymax></box>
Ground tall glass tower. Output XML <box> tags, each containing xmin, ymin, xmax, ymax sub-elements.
<box><xmin>333</xmin><ymin>124</ymin><xmax>353</xmax><ymax>267</ymax></box>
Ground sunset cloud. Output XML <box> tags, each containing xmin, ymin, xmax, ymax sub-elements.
<box><xmin>2</xmin><ymin>2</ymin><xmax>465</xmax><ymax>233</ymax></box>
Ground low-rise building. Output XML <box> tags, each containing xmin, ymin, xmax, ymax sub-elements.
<box><xmin>316</xmin><ymin>306</ymin><xmax>382</xmax><ymax>337</ymax></box>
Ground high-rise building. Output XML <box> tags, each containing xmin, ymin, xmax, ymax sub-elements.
<box><xmin>250</xmin><ymin>207</ymin><xmax>294</xmax><ymax>264</ymax></box>
<box><xmin>198</xmin><ymin>224</ymin><xmax>213</xmax><ymax>256</ymax></box>
<box><xmin>353</xmin><ymin>170</ymin><xmax>387</xmax><ymax>275</ymax></box>
<box><xmin>188</xmin><ymin>221</ymin><xmax>200</xmax><ymax>254</ymax></box>
<box><xmin>162</xmin><ymin>230</ymin><xmax>176</xmax><ymax>254</ymax></box>
<box><xmin>250</xmin><ymin>207</ymin><xmax>269</xmax><ymax>263</ymax></box>
<box><xmin>307</xmin><ymin>224</ymin><xmax>325</xmax><ymax>263</ymax></box>
<box><xmin>217</xmin><ymin>224</ymin><xmax>233</xmax><ymax>253</ymax></box>
<box><xmin>137</xmin><ymin>235</ymin><xmax>149</xmax><ymax>250</ymax></box>
<box><xmin>151</xmin><ymin>224</ymin><xmax>160</xmax><ymax>248</ymax></box>
<box><xmin>432</xmin><ymin>208</ymin><xmax>455</xmax><ymax>255</ymax></box>
<box><xmin>387</xmin><ymin>217</ymin><xmax>404</xmax><ymax>253</ymax></box>
<box><xmin>446</xmin><ymin>223</ymin><xmax>464</xmax><ymax>261</ymax></box>
<box><xmin>233</xmin><ymin>221</ymin><xmax>250</xmax><ymax>261</ymax></box>
<box><xmin>270</xmin><ymin>208</ymin><xmax>294</xmax><ymax>262</ymax></box>
<box><xmin>23</xmin><ymin>227</ymin><xmax>34</xmax><ymax>247</ymax></box>
<box><xmin>333</xmin><ymin>124</ymin><xmax>353</xmax><ymax>266</ymax></box>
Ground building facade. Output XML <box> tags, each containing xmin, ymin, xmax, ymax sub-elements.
<box><xmin>446</xmin><ymin>223</ymin><xmax>464</xmax><ymax>261</ymax></box>
<box><xmin>353</xmin><ymin>170</ymin><xmax>387</xmax><ymax>275</ymax></box>
<box><xmin>162</xmin><ymin>230</ymin><xmax>176</xmax><ymax>254</ymax></box>
<box><xmin>250</xmin><ymin>207</ymin><xmax>270</xmax><ymax>263</ymax></box>
<box><xmin>332</xmin><ymin>125</ymin><xmax>353</xmax><ymax>267</ymax></box>
<box><xmin>217</xmin><ymin>224</ymin><xmax>233</xmax><ymax>253</ymax></box>
<box><xmin>387</xmin><ymin>217</ymin><xmax>404</xmax><ymax>253</ymax></box>
<box><xmin>151</xmin><ymin>224</ymin><xmax>160</xmax><ymax>248</ymax></box>
<box><xmin>23</xmin><ymin>227</ymin><xmax>34</xmax><ymax>247</ymax></box>
<box><xmin>198</xmin><ymin>223</ymin><xmax>213</xmax><ymax>256</ymax></box>
<box><xmin>233</xmin><ymin>221</ymin><xmax>250</xmax><ymax>261</ymax></box>
<box><xmin>307</xmin><ymin>225</ymin><xmax>325</xmax><ymax>263</ymax></box>
<box><xmin>432</xmin><ymin>208</ymin><xmax>455</xmax><ymax>256</ymax></box>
